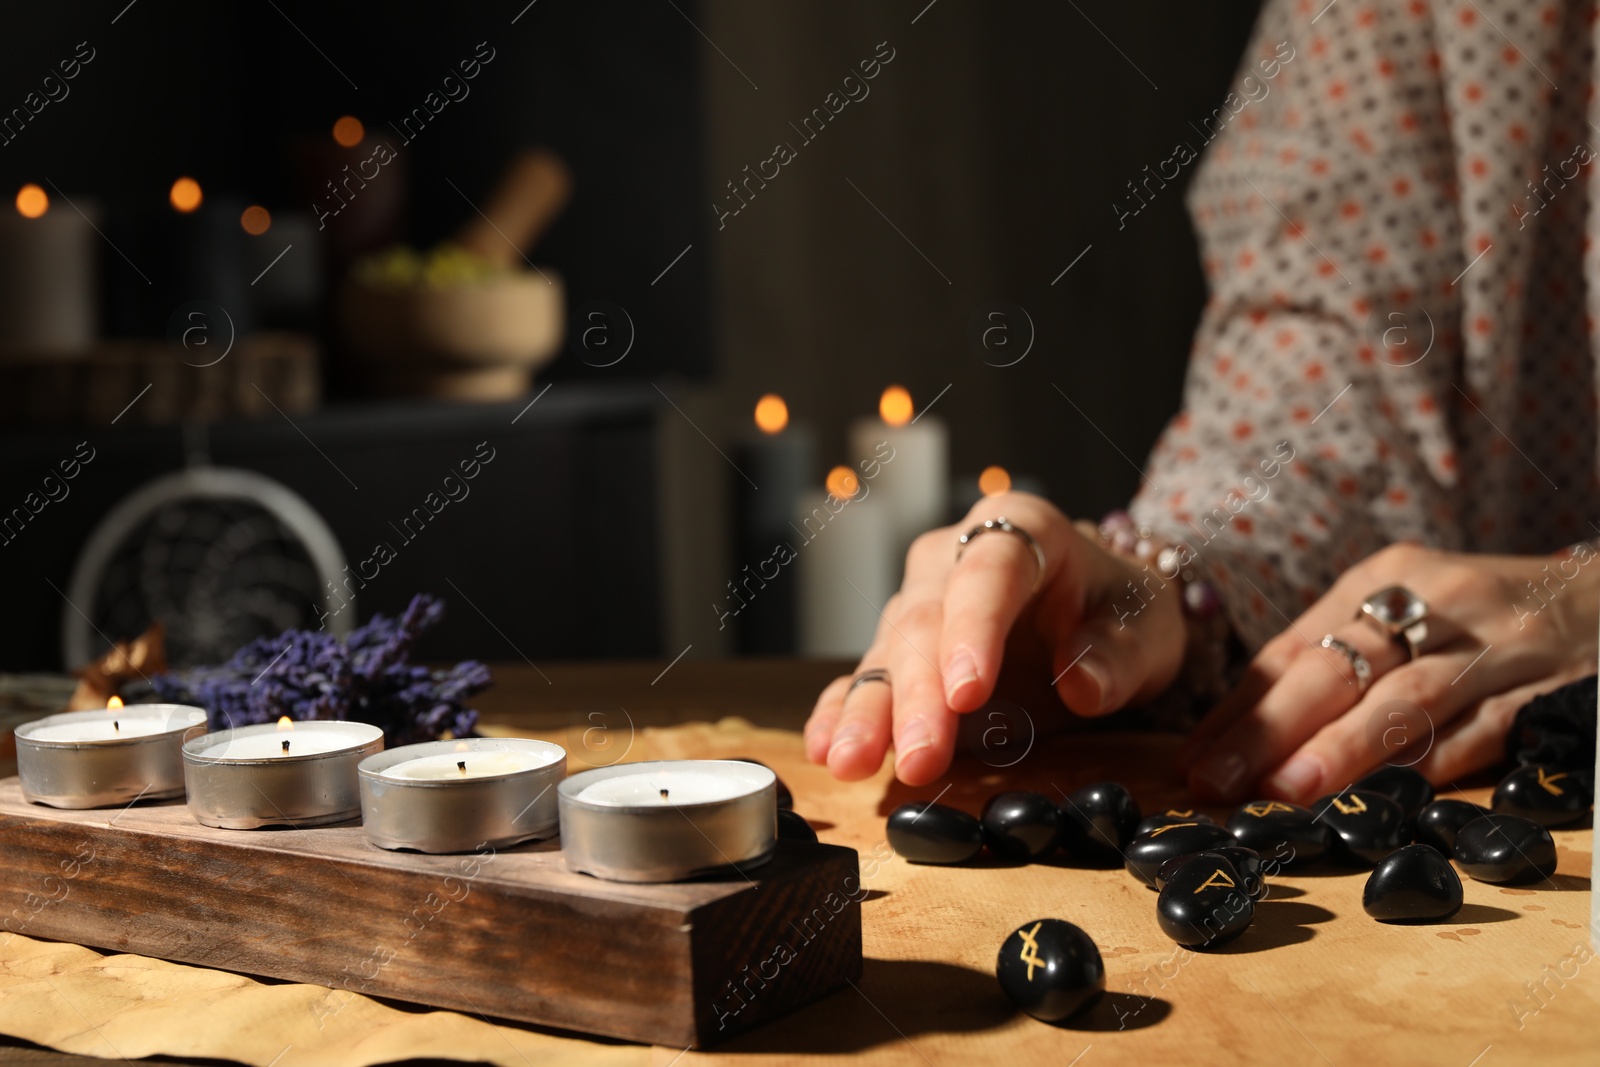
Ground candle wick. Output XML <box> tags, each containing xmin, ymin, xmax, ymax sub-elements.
<box><xmin>457</xmin><ymin>760</ymin><xmax>467</xmax><ymax>773</ymax></box>
<box><xmin>281</xmin><ymin>739</ymin><xmax>290</xmax><ymax>753</ymax></box>
<box><xmin>113</xmin><ymin>720</ymin><xmax>119</xmax><ymax>732</ymax></box>
<box><xmin>660</xmin><ymin>788</ymin><xmax>669</xmax><ymax>801</ymax></box>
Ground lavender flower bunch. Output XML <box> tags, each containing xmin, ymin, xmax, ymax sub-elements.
<box><xmin>151</xmin><ymin>594</ymin><xmax>489</xmax><ymax>745</ymax></box>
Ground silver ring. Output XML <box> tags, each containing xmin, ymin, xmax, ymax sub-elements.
<box><xmin>957</xmin><ymin>517</ymin><xmax>1046</xmax><ymax>593</ymax></box>
<box><xmin>1358</xmin><ymin>585</ymin><xmax>1431</xmax><ymax>661</ymax></box>
<box><xmin>1320</xmin><ymin>634</ymin><xmax>1373</xmax><ymax>693</ymax></box>
<box><xmin>849</xmin><ymin>668</ymin><xmax>891</xmax><ymax>694</ymax></box>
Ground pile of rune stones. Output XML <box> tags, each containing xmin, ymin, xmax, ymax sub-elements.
<box><xmin>883</xmin><ymin>762</ymin><xmax>1592</xmax><ymax>1023</ymax></box>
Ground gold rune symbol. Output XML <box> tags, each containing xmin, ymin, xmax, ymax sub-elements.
<box><xmin>1243</xmin><ymin>801</ymin><xmax>1295</xmax><ymax>817</ymax></box>
<box><xmin>1017</xmin><ymin>922</ymin><xmax>1045</xmax><ymax>981</ymax></box>
<box><xmin>1536</xmin><ymin>768</ymin><xmax>1569</xmax><ymax>796</ymax></box>
<box><xmin>1193</xmin><ymin>868</ymin><xmax>1236</xmax><ymax>894</ymax></box>
<box><xmin>1148</xmin><ymin>822</ymin><xmax>1199</xmax><ymax>837</ymax></box>
<box><xmin>1166</xmin><ymin>809</ymin><xmax>1194</xmax><ymax>817</ymax></box>
<box><xmin>1330</xmin><ymin>794</ymin><xmax>1367</xmax><ymax>816</ymax></box>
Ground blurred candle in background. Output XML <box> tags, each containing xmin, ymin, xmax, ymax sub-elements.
<box><xmin>242</xmin><ymin>206</ymin><xmax>322</xmax><ymax>332</ymax></box>
<box><xmin>137</xmin><ymin>175</ymin><xmax>254</xmax><ymax>339</ymax></box>
<box><xmin>796</xmin><ymin>465</ymin><xmax>894</xmax><ymax>657</ymax></box>
<box><xmin>732</xmin><ymin>393</ymin><xmax>815</xmax><ymax>653</ymax></box>
<box><xmin>951</xmin><ymin>465</ymin><xmax>1048</xmax><ymax>515</ymax></box>
<box><xmin>0</xmin><ymin>183</ymin><xmax>97</xmax><ymax>354</ymax></box>
<box><xmin>848</xmin><ymin>385</ymin><xmax>949</xmax><ymax>570</ymax></box>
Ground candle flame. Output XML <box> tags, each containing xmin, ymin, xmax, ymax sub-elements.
<box><xmin>107</xmin><ymin>695</ymin><xmax>124</xmax><ymax>710</ymax></box>
<box><xmin>240</xmin><ymin>205</ymin><xmax>272</xmax><ymax>235</ymax></box>
<box><xmin>332</xmin><ymin>115</ymin><xmax>365</xmax><ymax>147</ymax></box>
<box><xmin>15</xmin><ymin>184</ymin><xmax>48</xmax><ymax>219</ymax></box>
<box><xmin>754</xmin><ymin>394</ymin><xmax>789</xmax><ymax>435</ymax></box>
<box><xmin>979</xmin><ymin>465</ymin><xmax>1012</xmax><ymax>496</ymax></box>
<box><xmin>276</xmin><ymin>716</ymin><xmax>294</xmax><ymax>731</ymax></box>
<box><xmin>170</xmin><ymin>177</ymin><xmax>203</xmax><ymax>213</ymax></box>
<box><xmin>879</xmin><ymin>385</ymin><xmax>913</xmax><ymax>428</ymax></box>
<box><xmin>825</xmin><ymin>465</ymin><xmax>861</xmax><ymax>499</ymax></box>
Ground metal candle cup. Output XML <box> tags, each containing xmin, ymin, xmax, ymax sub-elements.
<box><xmin>15</xmin><ymin>704</ymin><xmax>208</xmax><ymax>809</ymax></box>
<box><xmin>358</xmin><ymin>738</ymin><xmax>567</xmax><ymax>854</ymax></box>
<box><xmin>182</xmin><ymin>720</ymin><xmax>384</xmax><ymax>830</ymax></box>
<box><xmin>558</xmin><ymin>759</ymin><xmax>777</xmax><ymax>883</ymax></box>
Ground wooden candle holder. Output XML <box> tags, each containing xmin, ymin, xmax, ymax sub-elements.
<box><xmin>0</xmin><ymin>777</ymin><xmax>862</xmax><ymax>1047</ymax></box>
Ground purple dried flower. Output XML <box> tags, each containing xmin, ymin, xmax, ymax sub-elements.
<box><xmin>150</xmin><ymin>593</ymin><xmax>488</xmax><ymax>745</ymax></box>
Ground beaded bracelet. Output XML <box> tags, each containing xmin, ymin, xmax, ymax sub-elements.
<box><xmin>1094</xmin><ymin>510</ymin><xmax>1235</xmax><ymax>708</ymax></box>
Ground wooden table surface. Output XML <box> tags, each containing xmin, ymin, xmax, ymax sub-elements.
<box><xmin>1</xmin><ymin>658</ymin><xmax>1595</xmax><ymax>1066</ymax></box>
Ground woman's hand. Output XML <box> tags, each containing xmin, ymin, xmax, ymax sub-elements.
<box><xmin>804</xmin><ymin>492</ymin><xmax>1188</xmax><ymax>785</ymax></box>
<box><xmin>1180</xmin><ymin>543</ymin><xmax>1600</xmax><ymax>804</ymax></box>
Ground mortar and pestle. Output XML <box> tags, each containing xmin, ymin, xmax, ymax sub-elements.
<box><xmin>339</xmin><ymin>150</ymin><xmax>572</xmax><ymax>401</ymax></box>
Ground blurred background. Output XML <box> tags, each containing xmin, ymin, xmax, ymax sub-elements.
<box><xmin>0</xmin><ymin>0</ymin><xmax>1261</xmax><ymax>673</ymax></box>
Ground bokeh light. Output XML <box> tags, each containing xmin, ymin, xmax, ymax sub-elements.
<box><xmin>979</xmin><ymin>465</ymin><xmax>1012</xmax><ymax>496</ymax></box>
<box><xmin>14</xmin><ymin>184</ymin><xmax>47</xmax><ymax>218</ymax></box>
<box><xmin>169</xmin><ymin>177</ymin><xmax>203</xmax><ymax>213</ymax></box>
<box><xmin>754</xmin><ymin>393</ymin><xmax>789</xmax><ymax>434</ymax></box>
<box><xmin>332</xmin><ymin>115</ymin><xmax>365</xmax><ymax>147</ymax></box>
<box><xmin>879</xmin><ymin>385</ymin><xmax>913</xmax><ymax>427</ymax></box>
<box><xmin>825</xmin><ymin>465</ymin><xmax>861</xmax><ymax>499</ymax></box>
<box><xmin>240</xmin><ymin>205</ymin><xmax>272</xmax><ymax>235</ymax></box>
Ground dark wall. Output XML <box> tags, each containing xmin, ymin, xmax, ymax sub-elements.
<box><xmin>0</xmin><ymin>0</ymin><xmax>712</xmax><ymax>381</ymax></box>
<box><xmin>704</xmin><ymin>1</ymin><xmax>1265</xmax><ymax>522</ymax></box>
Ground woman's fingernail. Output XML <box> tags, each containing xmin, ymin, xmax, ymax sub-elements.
<box><xmin>944</xmin><ymin>650</ymin><xmax>978</xmax><ymax>702</ymax></box>
<box><xmin>1195</xmin><ymin>751</ymin><xmax>1248</xmax><ymax>800</ymax></box>
<box><xmin>1266</xmin><ymin>756</ymin><xmax>1322</xmax><ymax>802</ymax></box>
<box><xmin>1075</xmin><ymin>653</ymin><xmax>1112</xmax><ymax>712</ymax></box>
<box><xmin>896</xmin><ymin>718</ymin><xmax>934</xmax><ymax>763</ymax></box>
<box><xmin>830</xmin><ymin>726</ymin><xmax>863</xmax><ymax>754</ymax></box>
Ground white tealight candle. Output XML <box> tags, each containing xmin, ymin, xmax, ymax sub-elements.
<box><xmin>15</xmin><ymin>703</ymin><xmax>208</xmax><ymax>809</ymax></box>
<box><xmin>559</xmin><ymin>759</ymin><xmax>778</xmax><ymax>883</ymax></box>
<box><xmin>182</xmin><ymin>719</ymin><xmax>384</xmax><ymax>830</ymax></box>
<box><xmin>358</xmin><ymin>738</ymin><xmax>567</xmax><ymax>853</ymax></box>
<box><xmin>24</xmin><ymin>711</ymin><xmax>183</xmax><ymax>742</ymax></box>
<box><xmin>575</xmin><ymin>769</ymin><xmax>755</xmax><ymax>807</ymax></box>
<box><xmin>379</xmin><ymin>750</ymin><xmax>550</xmax><ymax>781</ymax></box>
<box><xmin>192</xmin><ymin>725</ymin><xmax>376</xmax><ymax>760</ymax></box>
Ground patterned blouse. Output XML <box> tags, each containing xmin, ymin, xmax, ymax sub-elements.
<box><xmin>1129</xmin><ymin>0</ymin><xmax>1600</xmax><ymax>652</ymax></box>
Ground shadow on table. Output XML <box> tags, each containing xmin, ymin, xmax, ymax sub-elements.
<box><xmin>1059</xmin><ymin>991</ymin><xmax>1173</xmax><ymax>1031</ymax></box>
<box><xmin>1208</xmin><ymin>900</ymin><xmax>1334</xmax><ymax>954</ymax></box>
<box><xmin>721</xmin><ymin>957</ymin><xmax>1010</xmax><ymax>1054</ymax></box>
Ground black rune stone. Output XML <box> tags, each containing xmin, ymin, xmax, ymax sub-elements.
<box><xmin>1453</xmin><ymin>814</ymin><xmax>1559</xmax><ymax>885</ymax></box>
<box><xmin>1134</xmin><ymin>809</ymin><xmax>1216</xmax><ymax>837</ymax></box>
<box><xmin>1362</xmin><ymin>844</ymin><xmax>1463</xmax><ymax>922</ymax></box>
<box><xmin>1355</xmin><ymin>765</ymin><xmax>1436</xmax><ymax>822</ymax></box>
<box><xmin>886</xmin><ymin>801</ymin><xmax>983</xmax><ymax>865</ymax></box>
<box><xmin>1414</xmin><ymin>799</ymin><xmax>1491</xmax><ymax>854</ymax></box>
<box><xmin>776</xmin><ymin>808</ymin><xmax>818</xmax><ymax>843</ymax></box>
<box><xmin>996</xmin><ymin>919</ymin><xmax>1105</xmax><ymax>1022</ymax></box>
<box><xmin>1225</xmin><ymin>800</ymin><xmax>1330</xmax><ymax>867</ymax></box>
<box><xmin>1313</xmin><ymin>789</ymin><xmax>1410</xmax><ymax>866</ymax></box>
<box><xmin>1156</xmin><ymin>854</ymin><xmax>1255</xmax><ymax>948</ymax></box>
<box><xmin>982</xmin><ymin>791</ymin><xmax>1063</xmax><ymax>862</ymax></box>
<box><xmin>1492</xmin><ymin>765</ymin><xmax>1593</xmax><ymax>828</ymax></box>
<box><xmin>1124</xmin><ymin>821</ymin><xmax>1236</xmax><ymax>887</ymax></box>
<box><xmin>1155</xmin><ymin>846</ymin><xmax>1266</xmax><ymax>900</ymax></box>
<box><xmin>1058</xmin><ymin>781</ymin><xmax>1142</xmax><ymax>865</ymax></box>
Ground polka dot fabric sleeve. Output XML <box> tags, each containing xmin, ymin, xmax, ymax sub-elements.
<box><xmin>1129</xmin><ymin>0</ymin><xmax>1600</xmax><ymax>654</ymax></box>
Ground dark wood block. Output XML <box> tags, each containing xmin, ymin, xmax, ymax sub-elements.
<box><xmin>0</xmin><ymin>777</ymin><xmax>861</xmax><ymax>1047</ymax></box>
